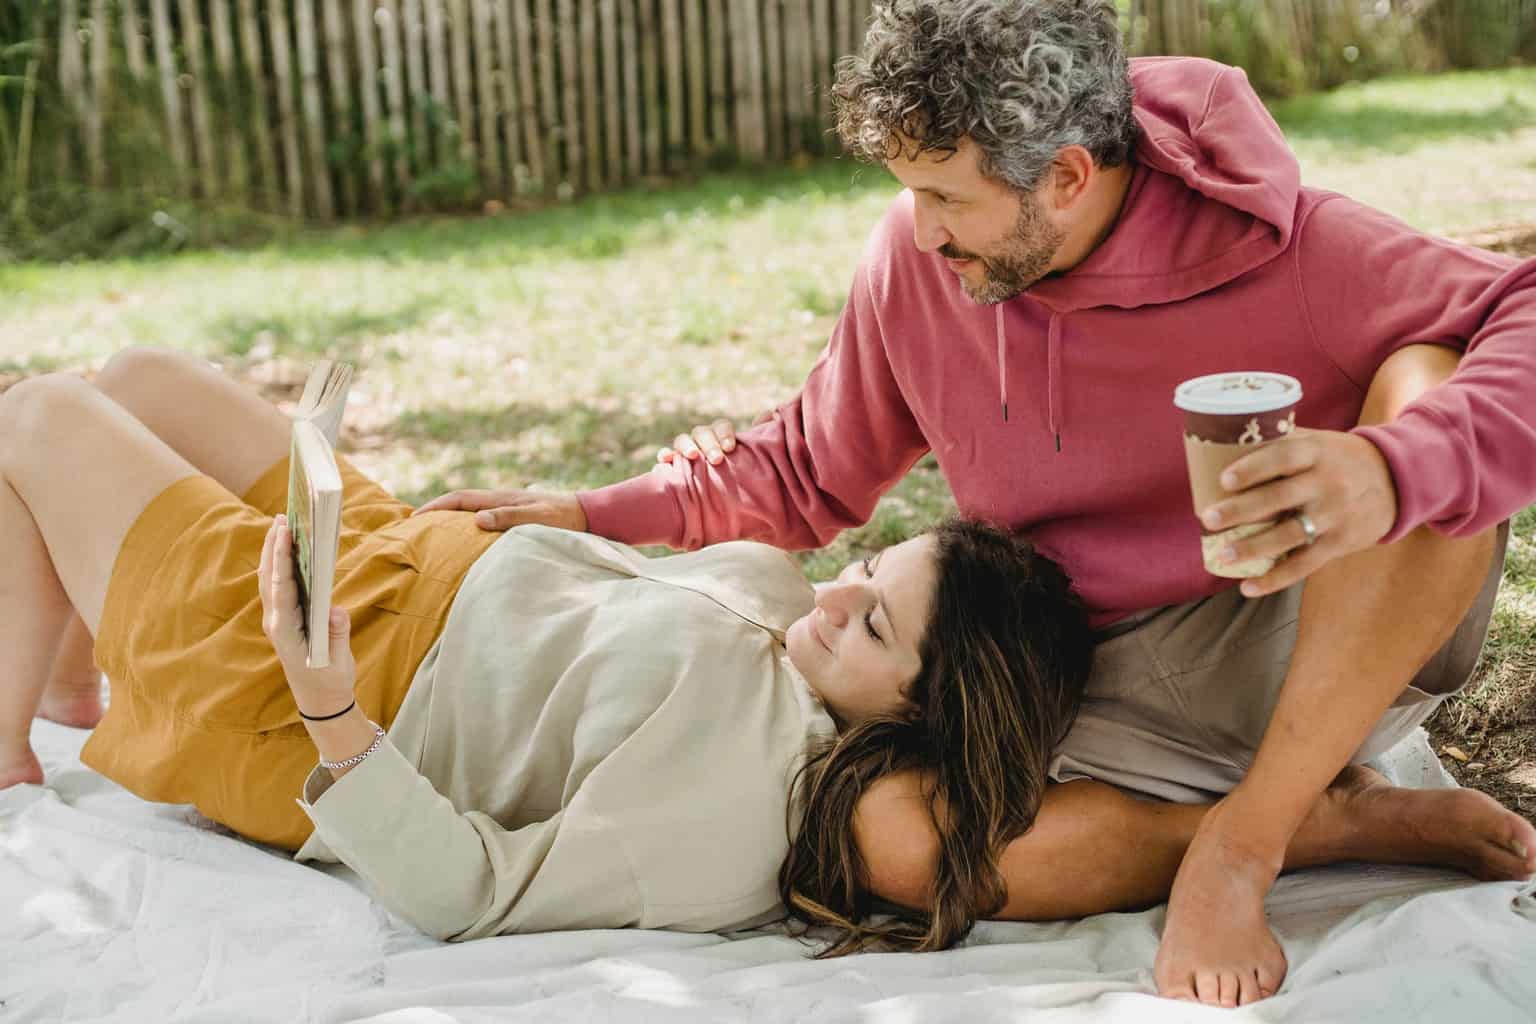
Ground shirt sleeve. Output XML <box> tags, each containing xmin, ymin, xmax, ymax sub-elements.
<box><xmin>577</xmin><ymin>235</ymin><xmax>932</xmax><ymax>551</ymax></box>
<box><xmin>1294</xmin><ymin>193</ymin><xmax>1536</xmax><ymax>541</ymax></box>
<box><xmin>297</xmin><ymin>740</ymin><xmax>642</xmax><ymax>940</ymax></box>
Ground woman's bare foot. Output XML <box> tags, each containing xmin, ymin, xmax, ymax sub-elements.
<box><xmin>1325</xmin><ymin>764</ymin><xmax>1536</xmax><ymax>881</ymax></box>
<box><xmin>0</xmin><ymin>742</ymin><xmax>44</xmax><ymax>789</ymax></box>
<box><xmin>37</xmin><ymin>675</ymin><xmax>104</xmax><ymax>729</ymax></box>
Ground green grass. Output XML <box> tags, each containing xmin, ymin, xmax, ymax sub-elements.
<box><xmin>1</xmin><ymin>67</ymin><xmax>1533</xmax><ymax>597</ymax></box>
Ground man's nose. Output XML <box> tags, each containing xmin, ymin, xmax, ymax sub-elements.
<box><xmin>911</xmin><ymin>201</ymin><xmax>950</xmax><ymax>254</ymax></box>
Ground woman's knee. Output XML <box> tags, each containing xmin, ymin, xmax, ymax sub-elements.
<box><xmin>95</xmin><ymin>346</ymin><xmax>206</xmax><ymax>407</ymax></box>
<box><xmin>1358</xmin><ymin>344</ymin><xmax>1462</xmax><ymax>428</ymax></box>
<box><xmin>0</xmin><ymin>374</ymin><xmax>98</xmax><ymax>470</ymax></box>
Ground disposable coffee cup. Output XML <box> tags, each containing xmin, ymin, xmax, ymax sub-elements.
<box><xmin>1174</xmin><ymin>372</ymin><xmax>1303</xmax><ymax>579</ymax></box>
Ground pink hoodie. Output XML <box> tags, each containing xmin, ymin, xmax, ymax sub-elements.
<box><xmin>579</xmin><ymin>57</ymin><xmax>1536</xmax><ymax>627</ymax></box>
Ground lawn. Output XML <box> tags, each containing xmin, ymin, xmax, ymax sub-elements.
<box><xmin>1</xmin><ymin>66</ymin><xmax>1533</xmax><ymax>814</ymax></box>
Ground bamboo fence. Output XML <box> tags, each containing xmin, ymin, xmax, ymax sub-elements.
<box><xmin>21</xmin><ymin>0</ymin><xmax>878</xmax><ymax>219</ymax></box>
<box><xmin>11</xmin><ymin>0</ymin><xmax>1536</xmax><ymax>221</ymax></box>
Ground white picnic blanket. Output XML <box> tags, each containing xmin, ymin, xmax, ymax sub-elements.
<box><xmin>4</xmin><ymin>719</ymin><xmax>1535</xmax><ymax>1023</ymax></box>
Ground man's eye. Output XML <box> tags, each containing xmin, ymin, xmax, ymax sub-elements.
<box><xmin>861</xmin><ymin>557</ymin><xmax>873</xmax><ymax>576</ymax></box>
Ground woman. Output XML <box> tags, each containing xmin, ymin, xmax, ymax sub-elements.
<box><xmin>0</xmin><ymin>348</ymin><xmax>1093</xmax><ymax>947</ymax></box>
<box><xmin>2</xmin><ymin>350</ymin><xmax>1530</xmax><ymax>957</ymax></box>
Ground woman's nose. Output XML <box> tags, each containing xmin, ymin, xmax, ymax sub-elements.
<box><xmin>814</xmin><ymin>582</ymin><xmax>867</xmax><ymax>627</ymax></box>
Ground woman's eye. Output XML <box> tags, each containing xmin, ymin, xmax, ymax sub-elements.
<box><xmin>864</xmin><ymin>610</ymin><xmax>882</xmax><ymax>644</ymax></box>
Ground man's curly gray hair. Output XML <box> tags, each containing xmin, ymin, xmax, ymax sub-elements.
<box><xmin>834</xmin><ymin>0</ymin><xmax>1137</xmax><ymax>192</ymax></box>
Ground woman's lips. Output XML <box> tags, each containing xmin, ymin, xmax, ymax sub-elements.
<box><xmin>813</xmin><ymin>613</ymin><xmax>834</xmax><ymax>653</ymax></box>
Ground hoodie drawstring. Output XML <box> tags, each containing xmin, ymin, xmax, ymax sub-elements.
<box><xmin>1046</xmin><ymin>312</ymin><xmax>1062</xmax><ymax>452</ymax></box>
<box><xmin>995</xmin><ymin>305</ymin><xmax>1008</xmax><ymax>422</ymax></box>
<box><xmin>997</xmin><ymin>305</ymin><xmax>1063</xmax><ymax>452</ymax></box>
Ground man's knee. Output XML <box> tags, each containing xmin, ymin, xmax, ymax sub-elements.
<box><xmin>1358</xmin><ymin>344</ymin><xmax>1462</xmax><ymax>428</ymax></box>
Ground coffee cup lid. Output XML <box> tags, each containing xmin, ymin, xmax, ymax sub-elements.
<box><xmin>1174</xmin><ymin>372</ymin><xmax>1302</xmax><ymax>415</ymax></box>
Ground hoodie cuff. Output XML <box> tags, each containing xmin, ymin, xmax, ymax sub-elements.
<box><xmin>1351</xmin><ymin>407</ymin><xmax>1470</xmax><ymax>544</ymax></box>
<box><xmin>576</xmin><ymin>472</ymin><xmax>685</xmax><ymax>548</ymax></box>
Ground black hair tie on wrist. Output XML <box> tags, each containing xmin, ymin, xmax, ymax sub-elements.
<box><xmin>299</xmin><ymin>700</ymin><xmax>357</xmax><ymax>722</ymax></box>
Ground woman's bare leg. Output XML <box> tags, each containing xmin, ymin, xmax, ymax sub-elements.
<box><xmin>35</xmin><ymin>348</ymin><xmax>293</xmax><ymax>729</ymax></box>
<box><xmin>0</xmin><ymin>373</ymin><xmax>203</xmax><ymax>788</ymax></box>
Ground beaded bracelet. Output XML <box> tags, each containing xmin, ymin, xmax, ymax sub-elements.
<box><xmin>321</xmin><ymin>722</ymin><xmax>387</xmax><ymax>772</ymax></box>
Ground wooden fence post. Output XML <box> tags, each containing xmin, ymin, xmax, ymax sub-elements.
<box><xmin>295</xmin><ymin>0</ymin><xmax>336</xmax><ymax>218</ymax></box>
<box><xmin>600</xmin><ymin>0</ymin><xmax>622</xmax><ymax>185</ymax></box>
<box><xmin>87</xmin><ymin>0</ymin><xmax>109</xmax><ymax>188</ymax></box>
<box><xmin>148</xmin><ymin>0</ymin><xmax>189</xmax><ymax>193</ymax></box>
<box><xmin>470</xmin><ymin>0</ymin><xmax>501</xmax><ymax>194</ymax></box>
<box><xmin>683</xmin><ymin>0</ymin><xmax>706</xmax><ymax>157</ymax></box>
<box><xmin>237</xmin><ymin>0</ymin><xmax>280</xmax><ymax>208</ymax></box>
<box><xmin>320</xmin><ymin>0</ymin><xmax>358</xmax><ymax>215</ymax></box>
<box><xmin>447</xmin><ymin>0</ymin><xmax>476</xmax><ymax>167</ymax></box>
<box><xmin>508</xmin><ymin>0</ymin><xmax>545</xmax><ymax>190</ymax></box>
<box><xmin>558</xmin><ymin>0</ymin><xmax>582</xmax><ymax>188</ymax></box>
<box><xmin>762</xmin><ymin>0</ymin><xmax>784</xmax><ymax>160</ymax></box>
<box><xmin>178</xmin><ymin>0</ymin><xmax>220</xmax><ymax>198</ymax></box>
<box><xmin>535</xmin><ymin>0</ymin><xmax>561</xmax><ymax>186</ymax></box>
<box><xmin>270</xmin><ymin>0</ymin><xmax>308</xmax><ymax>215</ymax></box>
<box><xmin>639</xmin><ymin>0</ymin><xmax>662</xmax><ymax>174</ymax></box>
<box><xmin>581</xmin><ymin>0</ymin><xmax>601</xmax><ymax>192</ymax></box>
<box><xmin>379</xmin><ymin>0</ymin><xmax>412</xmax><ymax>194</ymax></box>
<box><xmin>208</xmin><ymin>0</ymin><xmax>250</xmax><ymax>200</ymax></box>
<box><xmin>707</xmin><ymin>0</ymin><xmax>727</xmax><ymax>147</ymax></box>
<box><xmin>660</xmin><ymin>0</ymin><xmax>684</xmax><ymax>168</ymax></box>
<box><xmin>355</xmin><ymin>0</ymin><xmax>389</xmax><ymax>209</ymax></box>
<box><xmin>402</xmin><ymin>0</ymin><xmax>429</xmax><ymax>175</ymax></box>
<box><xmin>120</xmin><ymin>0</ymin><xmax>148</xmax><ymax>81</ymax></box>
<box><xmin>620</xmin><ymin>0</ymin><xmax>642</xmax><ymax>178</ymax></box>
<box><xmin>491</xmin><ymin>0</ymin><xmax>527</xmax><ymax>193</ymax></box>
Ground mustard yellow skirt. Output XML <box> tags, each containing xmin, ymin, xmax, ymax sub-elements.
<box><xmin>84</xmin><ymin>456</ymin><xmax>501</xmax><ymax>851</ymax></box>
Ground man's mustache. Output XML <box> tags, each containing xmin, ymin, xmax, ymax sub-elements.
<box><xmin>939</xmin><ymin>244</ymin><xmax>981</xmax><ymax>262</ymax></box>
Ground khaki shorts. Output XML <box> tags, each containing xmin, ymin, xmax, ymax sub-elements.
<box><xmin>1050</xmin><ymin>522</ymin><xmax>1510</xmax><ymax>804</ymax></box>
<box><xmin>85</xmin><ymin>455</ymin><xmax>500</xmax><ymax>850</ymax></box>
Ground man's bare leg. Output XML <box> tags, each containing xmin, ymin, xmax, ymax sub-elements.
<box><xmin>33</xmin><ymin>349</ymin><xmax>292</xmax><ymax>730</ymax></box>
<box><xmin>0</xmin><ymin>374</ymin><xmax>201</xmax><ymax>788</ymax></box>
<box><xmin>1156</xmin><ymin>345</ymin><xmax>1509</xmax><ymax>1007</ymax></box>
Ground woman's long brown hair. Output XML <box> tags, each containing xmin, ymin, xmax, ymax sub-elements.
<box><xmin>778</xmin><ymin>518</ymin><xmax>1095</xmax><ymax>956</ymax></box>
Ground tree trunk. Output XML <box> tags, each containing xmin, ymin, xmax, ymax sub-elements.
<box><xmin>237</xmin><ymin>0</ymin><xmax>280</xmax><ymax>208</ymax></box>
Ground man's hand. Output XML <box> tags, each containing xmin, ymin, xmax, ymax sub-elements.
<box><xmin>1200</xmin><ymin>428</ymin><xmax>1398</xmax><ymax>598</ymax></box>
<box><xmin>259</xmin><ymin>515</ymin><xmax>357</xmax><ymax>718</ymax></box>
<box><xmin>410</xmin><ymin>488</ymin><xmax>588</xmax><ymax>533</ymax></box>
<box><xmin>655</xmin><ymin>411</ymin><xmax>773</xmax><ymax>467</ymax></box>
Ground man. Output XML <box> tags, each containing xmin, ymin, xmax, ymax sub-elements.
<box><xmin>416</xmin><ymin>0</ymin><xmax>1536</xmax><ymax>1006</ymax></box>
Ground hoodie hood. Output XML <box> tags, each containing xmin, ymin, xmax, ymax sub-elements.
<box><xmin>1025</xmin><ymin>57</ymin><xmax>1301</xmax><ymax>313</ymax></box>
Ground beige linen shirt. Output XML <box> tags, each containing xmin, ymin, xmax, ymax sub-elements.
<box><xmin>293</xmin><ymin>525</ymin><xmax>835</xmax><ymax>941</ymax></box>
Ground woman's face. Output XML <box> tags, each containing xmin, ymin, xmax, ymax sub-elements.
<box><xmin>786</xmin><ymin>534</ymin><xmax>937</xmax><ymax>726</ymax></box>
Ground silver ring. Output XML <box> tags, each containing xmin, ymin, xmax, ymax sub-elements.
<box><xmin>1296</xmin><ymin>512</ymin><xmax>1319</xmax><ymax>546</ymax></box>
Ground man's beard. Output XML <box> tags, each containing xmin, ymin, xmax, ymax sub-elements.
<box><xmin>940</xmin><ymin>196</ymin><xmax>1066</xmax><ymax>305</ymax></box>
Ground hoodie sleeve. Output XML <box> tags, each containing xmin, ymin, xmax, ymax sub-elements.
<box><xmin>575</xmin><ymin>220</ymin><xmax>932</xmax><ymax>551</ymax></box>
<box><xmin>1293</xmin><ymin>193</ymin><xmax>1536</xmax><ymax>542</ymax></box>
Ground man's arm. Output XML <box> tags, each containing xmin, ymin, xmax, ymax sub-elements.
<box><xmin>577</xmin><ymin>257</ymin><xmax>932</xmax><ymax>551</ymax></box>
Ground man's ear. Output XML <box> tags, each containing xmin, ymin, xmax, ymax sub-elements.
<box><xmin>1045</xmin><ymin>145</ymin><xmax>1096</xmax><ymax>212</ymax></box>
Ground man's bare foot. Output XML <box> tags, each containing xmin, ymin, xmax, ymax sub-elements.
<box><xmin>0</xmin><ymin>743</ymin><xmax>44</xmax><ymax>789</ymax></box>
<box><xmin>1154</xmin><ymin>803</ymin><xmax>1286</xmax><ymax>1007</ymax></box>
<box><xmin>1326</xmin><ymin>764</ymin><xmax>1536</xmax><ymax>881</ymax></box>
<box><xmin>37</xmin><ymin>676</ymin><xmax>104</xmax><ymax>729</ymax></box>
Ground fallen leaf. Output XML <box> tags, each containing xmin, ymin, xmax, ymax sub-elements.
<box><xmin>1442</xmin><ymin>745</ymin><xmax>1470</xmax><ymax>763</ymax></box>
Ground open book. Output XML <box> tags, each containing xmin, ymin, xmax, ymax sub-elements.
<box><xmin>287</xmin><ymin>360</ymin><xmax>355</xmax><ymax>668</ymax></box>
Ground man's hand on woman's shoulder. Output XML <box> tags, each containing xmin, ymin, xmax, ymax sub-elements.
<box><xmin>411</xmin><ymin>488</ymin><xmax>588</xmax><ymax>533</ymax></box>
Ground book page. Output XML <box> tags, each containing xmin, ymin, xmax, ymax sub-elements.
<box><xmin>286</xmin><ymin>433</ymin><xmax>316</xmax><ymax>646</ymax></box>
